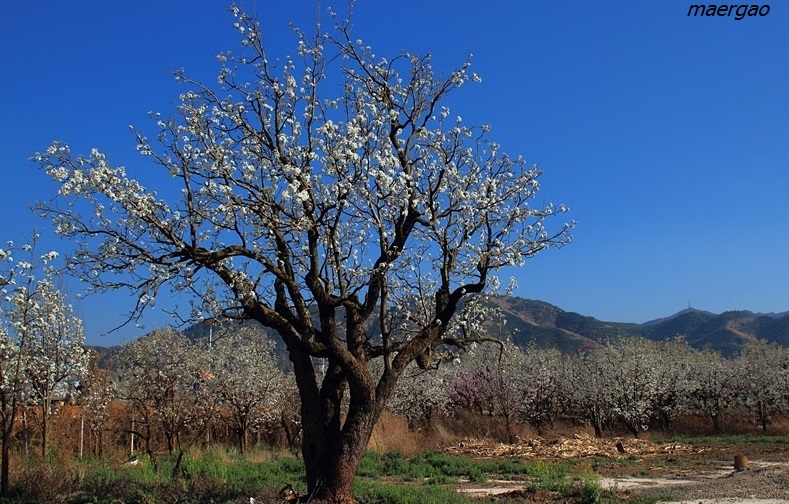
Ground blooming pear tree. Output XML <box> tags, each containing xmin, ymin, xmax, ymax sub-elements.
<box><xmin>517</xmin><ymin>344</ymin><xmax>568</xmax><ymax>432</ymax></box>
<box><xmin>206</xmin><ymin>323</ymin><xmax>287</xmax><ymax>453</ymax></box>
<box><xmin>22</xmin><ymin>278</ymin><xmax>89</xmax><ymax>458</ymax></box>
<box><xmin>734</xmin><ymin>340</ymin><xmax>789</xmax><ymax>432</ymax></box>
<box><xmin>591</xmin><ymin>339</ymin><xmax>658</xmax><ymax>437</ymax></box>
<box><xmin>81</xmin><ymin>355</ymin><xmax>116</xmax><ymax>456</ymax></box>
<box><xmin>566</xmin><ymin>350</ymin><xmax>616</xmax><ymax>438</ymax></box>
<box><xmin>0</xmin><ymin>319</ymin><xmax>21</xmax><ymax>497</ymax></box>
<box><xmin>384</xmin><ymin>360</ymin><xmax>451</xmax><ymax>427</ymax></box>
<box><xmin>0</xmin><ymin>247</ymin><xmax>27</xmax><ymax>497</ymax></box>
<box><xmin>0</xmin><ymin>237</ymin><xmax>85</xmax><ymax>493</ymax></box>
<box><xmin>454</xmin><ymin>340</ymin><xmax>568</xmax><ymax>437</ymax></box>
<box><xmin>447</xmin><ymin>341</ymin><xmax>523</xmax><ymax>442</ymax></box>
<box><xmin>647</xmin><ymin>339</ymin><xmax>695</xmax><ymax>433</ymax></box>
<box><xmin>115</xmin><ymin>329</ymin><xmax>211</xmax><ymax>475</ymax></box>
<box><xmin>442</xmin><ymin>299</ymin><xmax>502</xmax><ymax>413</ymax></box>
<box><xmin>446</xmin><ymin>364</ymin><xmax>497</xmax><ymax>415</ymax></box>
<box><xmin>688</xmin><ymin>348</ymin><xmax>737</xmax><ymax>432</ymax></box>
<box><xmin>34</xmin><ymin>7</ymin><xmax>572</xmax><ymax>501</ymax></box>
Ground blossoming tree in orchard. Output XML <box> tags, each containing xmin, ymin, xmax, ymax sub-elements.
<box><xmin>34</xmin><ymin>6</ymin><xmax>572</xmax><ymax>502</ymax></box>
<box><xmin>735</xmin><ymin>341</ymin><xmax>789</xmax><ymax>433</ymax></box>
<box><xmin>23</xmin><ymin>276</ymin><xmax>89</xmax><ymax>459</ymax></box>
<box><xmin>206</xmin><ymin>323</ymin><xmax>288</xmax><ymax>454</ymax></box>
<box><xmin>0</xmin><ymin>237</ymin><xmax>87</xmax><ymax>495</ymax></box>
<box><xmin>116</xmin><ymin>328</ymin><xmax>213</xmax><ymax>477</ymax></box>
<box><xmin>689</xmin><ymin>348</ymin><xmax>737</xmax><ymax>433</ymax></box>
<box><xmin>0</xmin><ymin>247</ymin><xmax>26</xmax><ymax>497</ymax></box>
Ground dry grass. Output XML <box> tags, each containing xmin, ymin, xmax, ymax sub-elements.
<box><xmin>433</xmin><ymin>410</ymin><xmax>537</xmax><ymax>445</ymax></box>
<box><xmin>368</xmin><ymin>412</ymin><xmax>423</xmax><ymax>455</ymax></box>
<box><xmin>5</xmin><ymin>453</ymin><xmax>80</xmax><ymax>502</ymax></box>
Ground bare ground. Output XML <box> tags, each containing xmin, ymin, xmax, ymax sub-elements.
<box><xmin>446</xmin><ymin>434</ymin><xmax>789</xmax><ymax>502</ymax></box>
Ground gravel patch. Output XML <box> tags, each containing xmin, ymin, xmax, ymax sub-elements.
<box><xmin>661</xmin><ymin>501</ymin><xmax>789</xmax><ymax>504</ymax></box>
<box><xmin>666</xmin><ymin>465</ymin><xmax>789</xmax><ymax>501</ymax></box>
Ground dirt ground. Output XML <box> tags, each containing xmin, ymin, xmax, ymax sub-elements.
<box><xmin>446</xmin><ymin>434</ymin><xmax>789</xmax><ymax>502</ymax></box>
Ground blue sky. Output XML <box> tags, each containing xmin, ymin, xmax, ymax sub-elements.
<box><xmin>1</xmin><ymin>1</ymin><xmax>787</xmax><ymax>346</ymax></box>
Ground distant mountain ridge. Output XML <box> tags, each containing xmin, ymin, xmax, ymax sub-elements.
<box><xmin>88</xmin><ymin>297</ymin><xmax>789</xmax><ymax>359</ymax></box>
<box><xmin>490</xmin><ymin>297</ymin><xmax>789</xmax><ymax>356</ymax></box>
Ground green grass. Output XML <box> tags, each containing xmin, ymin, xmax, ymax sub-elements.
<box><xmin>352</xmin><ymin>451</ymin><xmax>594</xmax><ymax>502</ymax></box>
<box><xmin>357</xmin><ymin>451</ymin><xmax>574</xmax><ymax>487</ymax></box>
<box><xmin>627</xmin><ymin>492</ymin><xmax>677</xmax><ymax>504</ymax></box>
<box><xmin>2</xmin><ymin>447</ymin><xmax>616</xmax><ymax>503</ymax></box>
<box><xmin>355</xmin><ymin>480</ymin><xmax>474</xmax><ymax>504</ymax></box>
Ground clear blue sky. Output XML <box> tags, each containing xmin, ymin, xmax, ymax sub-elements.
<box><xmin>1</xmin><ymin>1</ymin><xmax>787</xmax><ymax>346</ymax></box>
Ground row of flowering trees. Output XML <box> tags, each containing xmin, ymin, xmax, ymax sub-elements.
<box><xmin>388</xmin><ymin>337</ymin><xmax>789</xmax><ymax>439</ymax></box>
<box><xmin>108</xmin><ymin>323</ymin><xmax>295</xmax><ymax>476</ymax></box>
<box><xmin>0</xmin><ymin>237</ymin><xmax>296</xmax><ymax>488</ymax></box>
<box><xmin>0</xmin><ymin>237</ymin><xmax>89</xmax><ymax>495</ymax></box>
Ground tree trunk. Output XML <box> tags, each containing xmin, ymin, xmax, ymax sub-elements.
<box><xmin>142</xmin><ymin>430</ymin><xmax>159</xmax><ymax>474</ymax></box>
<box><xmin>593</xmin><ymin>420</ymin><xmax>603</xmax><ymax>439</ymax></box>
<box><xmin>659</xmin><ymin>412</ymin><xmax>673</xmax><ymax>434</ymax></box>
<box><xmin>238</xmin><ymin>425</ymin><xmax>247</xmax><ymax>455</ymax></box>
<box><xmin>41</xmin><ymin>405</ymin><xmax>48</xmax><ymax>459</ymax></box>
<box><xmin>22</xmin><ymin>410</ymin><xmax>29</xmax><ymax>457</ymax></box>
<box><xmin>171</xmin><ymin>449</ymin><xmax>185</xmax><ymax>479</ymax></box>
<box><xmin>503</xmin><ymin>411</ymin><xmax>516</xmax><ymax>444</ymax></box>
<box><xmin>302</xmin><ymin>406</ymin><xmax>378</xmax><ymax>503</ymax></box>
<box><xmin>758</xmin><ymin>402</ymin><xmax>769</xmax><ymax>433</ymax></box>
<box><xmin>287</xmin><ymin>343</ymin><xmax>384</xmax><ymax>503</ymax></box>
<box><xmin>1</xmin><ymin>425</ymin><xmax>11</xmax><ymax>497</ymax></box>
<box><xmin>590</xmin><ymin>410</ymin><xmax>604</xmax><ymax>438</ymax></box>
<box><xmin>281</xmin><ymin>413</ymin><xmax>298</xmax><ymax>453</ymax></box>
<box><xmin>711</xmin><ymin>413</ymin><xmax>721</xmax><ymax>434</ymax></box>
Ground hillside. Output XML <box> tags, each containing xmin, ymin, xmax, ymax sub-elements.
<box><xmin>89</xmin><ymin>297</ymin><xmax>789</xmax><ymax>357</ymax></box>
<box><xmin>490</xmin><ymin>297</ymin><xmax>640</xmax><ymax>352</ymax></box>
<box><xmin>492</xmin><ymin>298</ymin><xmax>789</xmax><ymax>356</ymax></box>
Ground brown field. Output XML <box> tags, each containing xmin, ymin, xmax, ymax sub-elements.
<box><xmin>370</xmin><ymin>411</ymin><xmax>789</xmax><ymax>502</ymax></box>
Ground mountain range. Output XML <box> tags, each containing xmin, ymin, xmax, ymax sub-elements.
<box><xmin>491</xmin><ymin>297</ymin><xmax>789</xmax><ymax>356</ymax></box>
<box><xmin>89</xmin><ymin>297</ymin><xmax>789</xmax><ymax>359</ymax></box>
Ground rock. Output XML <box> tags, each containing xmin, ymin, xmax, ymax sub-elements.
<box><xmin>734</xmin><ymin>454</ymin><xmax>749</xmax><ymax>471</ymax></box>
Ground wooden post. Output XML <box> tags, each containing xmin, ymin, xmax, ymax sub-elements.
<box><xmin>130</xmin><ymin>418</ymin><xmax>135</xmax><ymax>455</ymax></box>
<box><xmin>79</xmin><ymin>415</ymin><xmax>84</xmax><ymax>458</ymax></box>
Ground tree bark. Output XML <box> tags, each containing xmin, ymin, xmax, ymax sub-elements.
<box><xmin>171</xmin><ymin>449</ymin><xmax>185</xmax><ymax>479</ymax></box>
<box><xmin>238</xmin><ymin>425</ymin><xmax>247</xmax><ymax>454</ymax></box>
<box><xmin>760</xmin><ymin>403</ymin><xmax>769</xmax><ymax>433</ymax></box>
<box><xmin>1</xmin><ymin>425</ymin><xmax>11</xmax><ymax>497</ymax></box>
<box><xmin>283</xmin><ymin>332</ymin><xmax>386</xmax><ymax>503</ymax></box>
<box><xmin>593</xmin><ymin>420</ymin><xmax>603</xmax><ymax>439</ymax></box>
<box><xmin>302</xmin><ymin>400</ymin><xmax>379</xmax><ymax>503</ymax></box>
<box><xmin>41</xmin><ymin>404</ymin><xmax>48</xmax><ymax>459</ymax></box>
<box><xmin>711</xmin><ymin>413</ymin><xmax>721</xmax><ymax>434</ymax></box>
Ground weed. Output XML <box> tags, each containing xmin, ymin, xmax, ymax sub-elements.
<box><xmin>354</xmin><ymin>480</ymin><xmax>472</xmax><ymax>504</ymax></box>
<box><xmin>628</xmin><ymin>492</ymin><xmax>677</xmax><ymax>504</ymax></box>
<box><xmin>579</xmin><ymin>480</ymin><xmax>603</xmax><ymax>504</ymax></box>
